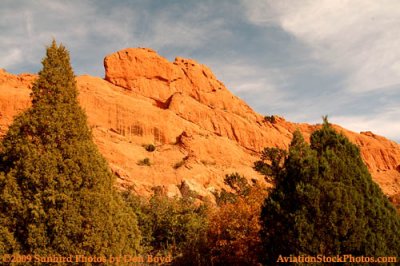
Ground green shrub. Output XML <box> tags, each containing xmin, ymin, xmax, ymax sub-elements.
<box><xmin>138</xmin><ymin>158</ymin><xmax>151</xmax><ymax>166</ymax></box>
<box><xmin>264</xmin><ymin>115</ymin><xmax>277</xmax><ymax>124</ymax></box>
<box><xmin>144</xmin><ymin>144</ymin><xmax>156</xmax><ymax>152</ymax></box>
<box><xmin>122</xmin><ymin>189</ymin><xmax>210</xmax><ymax>264</ymax></box>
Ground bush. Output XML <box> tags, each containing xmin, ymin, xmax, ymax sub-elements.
<box><xmin>122</xmin><ymin>189</ymin><xmax>210</xmax><ymax>265</ymax></box>
<box><xmin>264</xmin><ymin>115</ymin><xmax>277</xmax><ymax>124</ymax></box>
<box><xmin>144</xmin><ymin>144</ymin><xmax>156</xmax><ymax>152</ymax></box>
<box><xmin>138</xmin><ymin>158</ymin><xmax>151</xmax><ymax>166</ymax></box>
<box><xmin>214</xmin><ymin>173</ymin><xmax>251</xmax><ymax>205</ymax></box>
<box><xmin>389</xmin><ymin>193</ymin><xmax>400</xmax><ymax>214</ymax></box>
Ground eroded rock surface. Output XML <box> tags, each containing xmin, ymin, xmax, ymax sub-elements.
<box><xmin>0</xmin><ymin>49</ymin><xmax>399</xmax><ymax>199</ymax></box>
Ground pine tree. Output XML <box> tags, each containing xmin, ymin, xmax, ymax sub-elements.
<box><xmin>0</xmin><ymin>41</ymin><xmax>141</xmax><ymax>258</ymax></box>
<box><xmin>258</xmin><ymin>120</ymin><xmax>400</xmax><ymax>265</ymax></box>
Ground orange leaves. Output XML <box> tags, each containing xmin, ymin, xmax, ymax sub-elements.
<box><xmin>208</xmin><ymin>184</ymin><xmax>267</xmax><ymax>265</ymax></box>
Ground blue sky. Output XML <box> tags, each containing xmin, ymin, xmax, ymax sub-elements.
<box><xmin>1</xmin><ymin>0</ymin><xmax>400</xmax><ymax>142</ymax></box>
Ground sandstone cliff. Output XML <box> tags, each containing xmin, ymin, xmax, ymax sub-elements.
<box><xmin>0</xmin><ymin>48</ymin><xmax>399</xmax><ymax>199</ymax></box>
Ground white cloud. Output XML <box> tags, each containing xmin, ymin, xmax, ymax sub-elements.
<box><xmin>242</xmin><ymin>0</ymin><xmax>400</xmax><ymax>93</ymax></box>
<box><xmin>0</xmin><ymin>1</ymin><xmax>142</xmax><ymax>74</ymax></box>
<box><xmin>207</xmin><ymin>60</ymin><xmax>293</xmax><ymax>115</ymax></box>
<box><xmin>214</xmin><ymin>63</ymin><xmax>286</xmax><ymax>93</ymax></box>
<box><xmin>0</xmin><ymin>48</ymin><xmax>23</xmax><ymax>69</ymax></box>
<box><xmin>333</xmin><ymin>107</ymin><xmax>400</xmax><ymax>142</ymax></box>
<box><xmin>0</xmin><ymin>1</ymin><xmax>232</xmax><ymax>74</ymax></box>
<box><xmin>143</xmin><ymin>3</ymin><xmax>230</xmax><ymax>50</ymax></box>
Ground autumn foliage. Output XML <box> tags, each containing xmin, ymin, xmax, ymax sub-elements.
<box><xmin>208</xmin><ymin>173</ymin><xmax>268</xmax><ymax>265</ymax></box>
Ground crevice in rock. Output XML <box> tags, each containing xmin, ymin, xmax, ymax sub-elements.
<box><xmin>151</xmin><ymin>93</ymin><xmax>176</xmax><ymax>110</ymax></box>
<box><xmin>154</xmin><ymin>75</ymin><xmax>169</xmax><ymax>83</ymax></box>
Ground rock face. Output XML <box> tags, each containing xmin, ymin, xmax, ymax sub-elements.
<box><xmin>1</xmin><ymin>49</ymin><xmax>400</xmax><ymax>199</ymax></box>
<box><xmin>104</xmin><ymin>48</ymin><xmax>289</xmax><ymax>151</ymax></box>
<box><xmin>0</xmin><ymin>69</ymin><xmax>35</xmax><ymax>130</ymax></box>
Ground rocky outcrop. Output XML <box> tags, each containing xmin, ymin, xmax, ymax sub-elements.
<box><xmin>0</xmin><ymin>49</ymin><xmax>399</xmax><ymax>199</ymax></box>
<box><xmin>104</xmin><ymin>48</ymin><xmax>290</xmax><ymax>152</ymax></box>
<box><xmin>0</xmin><ymin>69</ymin><xmax>35</xmax><ymax>134</ymax></box>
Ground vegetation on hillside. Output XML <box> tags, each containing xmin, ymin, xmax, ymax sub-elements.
<box><xmin>122</xmin><ymin>187</ymin><xmax>210</xmax><ymax>265</ymax></box>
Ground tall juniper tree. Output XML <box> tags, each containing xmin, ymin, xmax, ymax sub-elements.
<box><xmin>257</xmin><ymin>118</ymin><xmax>400</xmax><ymax>265</ymax></box>
<box><xmin>0</xmin><ymin>41</ymin><xmax>141</xmax><ymax>257</ymax></box>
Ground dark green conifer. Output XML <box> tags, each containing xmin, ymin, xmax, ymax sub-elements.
<box><xmin>258</xmin><ymin>120</ymin><xmax>400</xmax><ymax>265</ymax></box>
<box><xmin>0</xmin><ymin>41</ymin><xmax>141</xmax><ymax>257</ymax></box>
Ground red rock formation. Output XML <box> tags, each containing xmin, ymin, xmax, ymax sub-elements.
<box><xmin>0</xmin><ymin>49</ymin><xmax>399</xmax><ymax>199</ymax></box>
<box><xmin>0</xmin><ymin>69</ymin><xmax>35</xmax><ymax>133</ymax></box>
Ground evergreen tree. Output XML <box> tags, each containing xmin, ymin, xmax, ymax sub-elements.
<box><xmin>0</xmin><ymin>41</ymin><xmax>141</xmax><ymax>258</ymax></box>
<box><xmin>258</xmin><ymin>120</ymin><xmax>400</xmax><ymax>265</ymax></box>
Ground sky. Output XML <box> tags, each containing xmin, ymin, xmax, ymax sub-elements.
<box><xmin>1</xmin><ymin>0</ymin><xmax>400</xmax><ymax>142</ymax></box>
